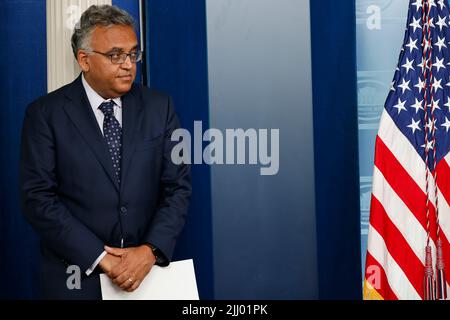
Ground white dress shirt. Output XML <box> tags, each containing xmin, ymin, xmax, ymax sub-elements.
<box><xmin>81</xmin><ymin>74</ymin><xmax>122</xmax><ymax>276</ymax></box>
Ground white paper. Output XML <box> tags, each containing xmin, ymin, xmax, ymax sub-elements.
<box><xmin>100</xmin><ymin>259</ymin><xmax>199</xmax><ymax>300</ymax></box>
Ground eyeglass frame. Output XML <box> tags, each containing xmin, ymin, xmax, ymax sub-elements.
<box><xmin>90</xmin><ymin>49</ymin><xmax>143</xmax><ymax>64</ymax></box>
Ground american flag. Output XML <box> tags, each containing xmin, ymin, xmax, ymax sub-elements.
<box><xmin>364</xmin><ymin>0</ymin><xmax>450</xmax><ymax>300</ymax></box>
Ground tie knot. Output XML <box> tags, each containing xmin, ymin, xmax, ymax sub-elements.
<box><xmin>99</xmin><ymin>101</ymin><xmax>115</xmax><ymax>116</ymax></box>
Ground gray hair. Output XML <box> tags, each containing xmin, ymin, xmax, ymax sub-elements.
<box><xmin>71</xmin><ymin>5</ymin><xmax>136</xmax><ymax>58</ymax></box>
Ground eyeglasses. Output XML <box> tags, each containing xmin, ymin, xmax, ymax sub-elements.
<box><xmin>91</xmin><ymin>50</ymin><xmax>143</xmax><ymax>64</ymax></box>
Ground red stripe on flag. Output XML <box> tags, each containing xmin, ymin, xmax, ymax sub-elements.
<box><xmin>370</xmin><ymin>195</ymin><xmax>424</xmax><ymax>299</ymax></box>
<box><xmin>365</xmin><ymin>251</ymin><xmax>398</xmax><ymax>300</ymax></box>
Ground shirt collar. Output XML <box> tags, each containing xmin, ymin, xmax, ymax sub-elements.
<box><xmin>81</xmin><ymin>73</ymin><xmax>122</xmax><ymax>109</ymax></box>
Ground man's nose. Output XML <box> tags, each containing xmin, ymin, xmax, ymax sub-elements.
<box><xmin>121</xmin><ymin>55</ymin><xmax>133</xmax><ymax>69</ymax></box>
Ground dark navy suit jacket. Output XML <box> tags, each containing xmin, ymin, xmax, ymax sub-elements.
<box><xmin>19</xmin><ymin>75</ymin><xmax>191</xmax><ymax>299</ymax></box>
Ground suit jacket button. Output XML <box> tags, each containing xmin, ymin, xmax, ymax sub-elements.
<box><xmin>120</xmin><ymin>206</ymin><xmax>127</xmax><ymax>213</ymax></box>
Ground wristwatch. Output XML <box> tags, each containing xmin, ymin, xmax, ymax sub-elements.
<box><xmin>148</xmin><ymin>244</ymin><xmax>165</xmax><ymax>265</ymax></box>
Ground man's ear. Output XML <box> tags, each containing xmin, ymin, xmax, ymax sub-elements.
<box><xmin>77</xmin><ymin>50</ymin><xmax>90</xmax><ymax>72</ymax></box>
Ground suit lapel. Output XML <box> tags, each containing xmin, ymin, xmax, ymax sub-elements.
<box><xmin>62</xmin><ymin>76</ymin><xmax>120</xmax><ymax>192</ymax></box>
<box><xmin>120</xmin><ymin>87</ymin><xmax>143</xmax><ymax>193</ymax></box>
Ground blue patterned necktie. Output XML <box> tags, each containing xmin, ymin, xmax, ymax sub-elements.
<box><xmin>99</xmin><ymin>101</ymin><xmax>122</xmax><ymax>185</ymax></box>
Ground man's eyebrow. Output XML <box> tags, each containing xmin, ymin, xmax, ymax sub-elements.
<box><xmin>108</xmin><ymin>47</ymin><xmax>123</xmax><ymax>52</ymax></box>
<box><xmin>108</xmin><ymin>45</ymin><xmax>139</xmax><ymax>52</ymax></box>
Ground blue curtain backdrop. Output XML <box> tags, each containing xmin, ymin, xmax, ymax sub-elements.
<box><xmin>310</xmin><ymin>0</ymin><xmax>362</xmax><ymax>299</ymax></box>
<box><xmin>0</xmin><ymin>0</ymin><xmax>46</xmax><ymax>299</ymax></box>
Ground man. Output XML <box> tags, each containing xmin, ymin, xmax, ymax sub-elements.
<box><xmin>19</xmin><ymin>5</ymin><xmax>191</xmax><ymax>299</ymax></box>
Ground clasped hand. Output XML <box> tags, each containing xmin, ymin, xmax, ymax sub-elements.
<box><xmin>99</xmin><ymin>244</ymin><xmax>156</xmax><ymax>292</ymax></box>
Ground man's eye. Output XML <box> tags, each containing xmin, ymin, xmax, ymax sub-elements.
<box><xmin>110</xmin><ymin>53</ymin><xmax>121</xmax><ymax>60</ymax></box>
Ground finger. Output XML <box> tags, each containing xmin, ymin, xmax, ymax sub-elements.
<box><xmin>126</xmin><ymin>279</ymin><xmax>141</xmax><ymax>292</ymax></box>
<box><xmin>119</xmin><ymin>276</ymin><xmax>135</xmax><ymax>290</ymax></box>
<box><xmin>113</xmin><ymin>273</ymin><xmax>127</xmax><ymax>286</ymax></box>
<box><xmin>120</xmin><ymin>280</ymin><xmax>132</xmax><ymax>291</ymax></box>
<box><xmin>104</xmin><ymin>245</ymin><xmax>126</xmax><ymax>257</ymax></box>
<box><xmin>113</xmin><ymin>270</ymin><xmax>133</xmax><ymax>287</ymax></box>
